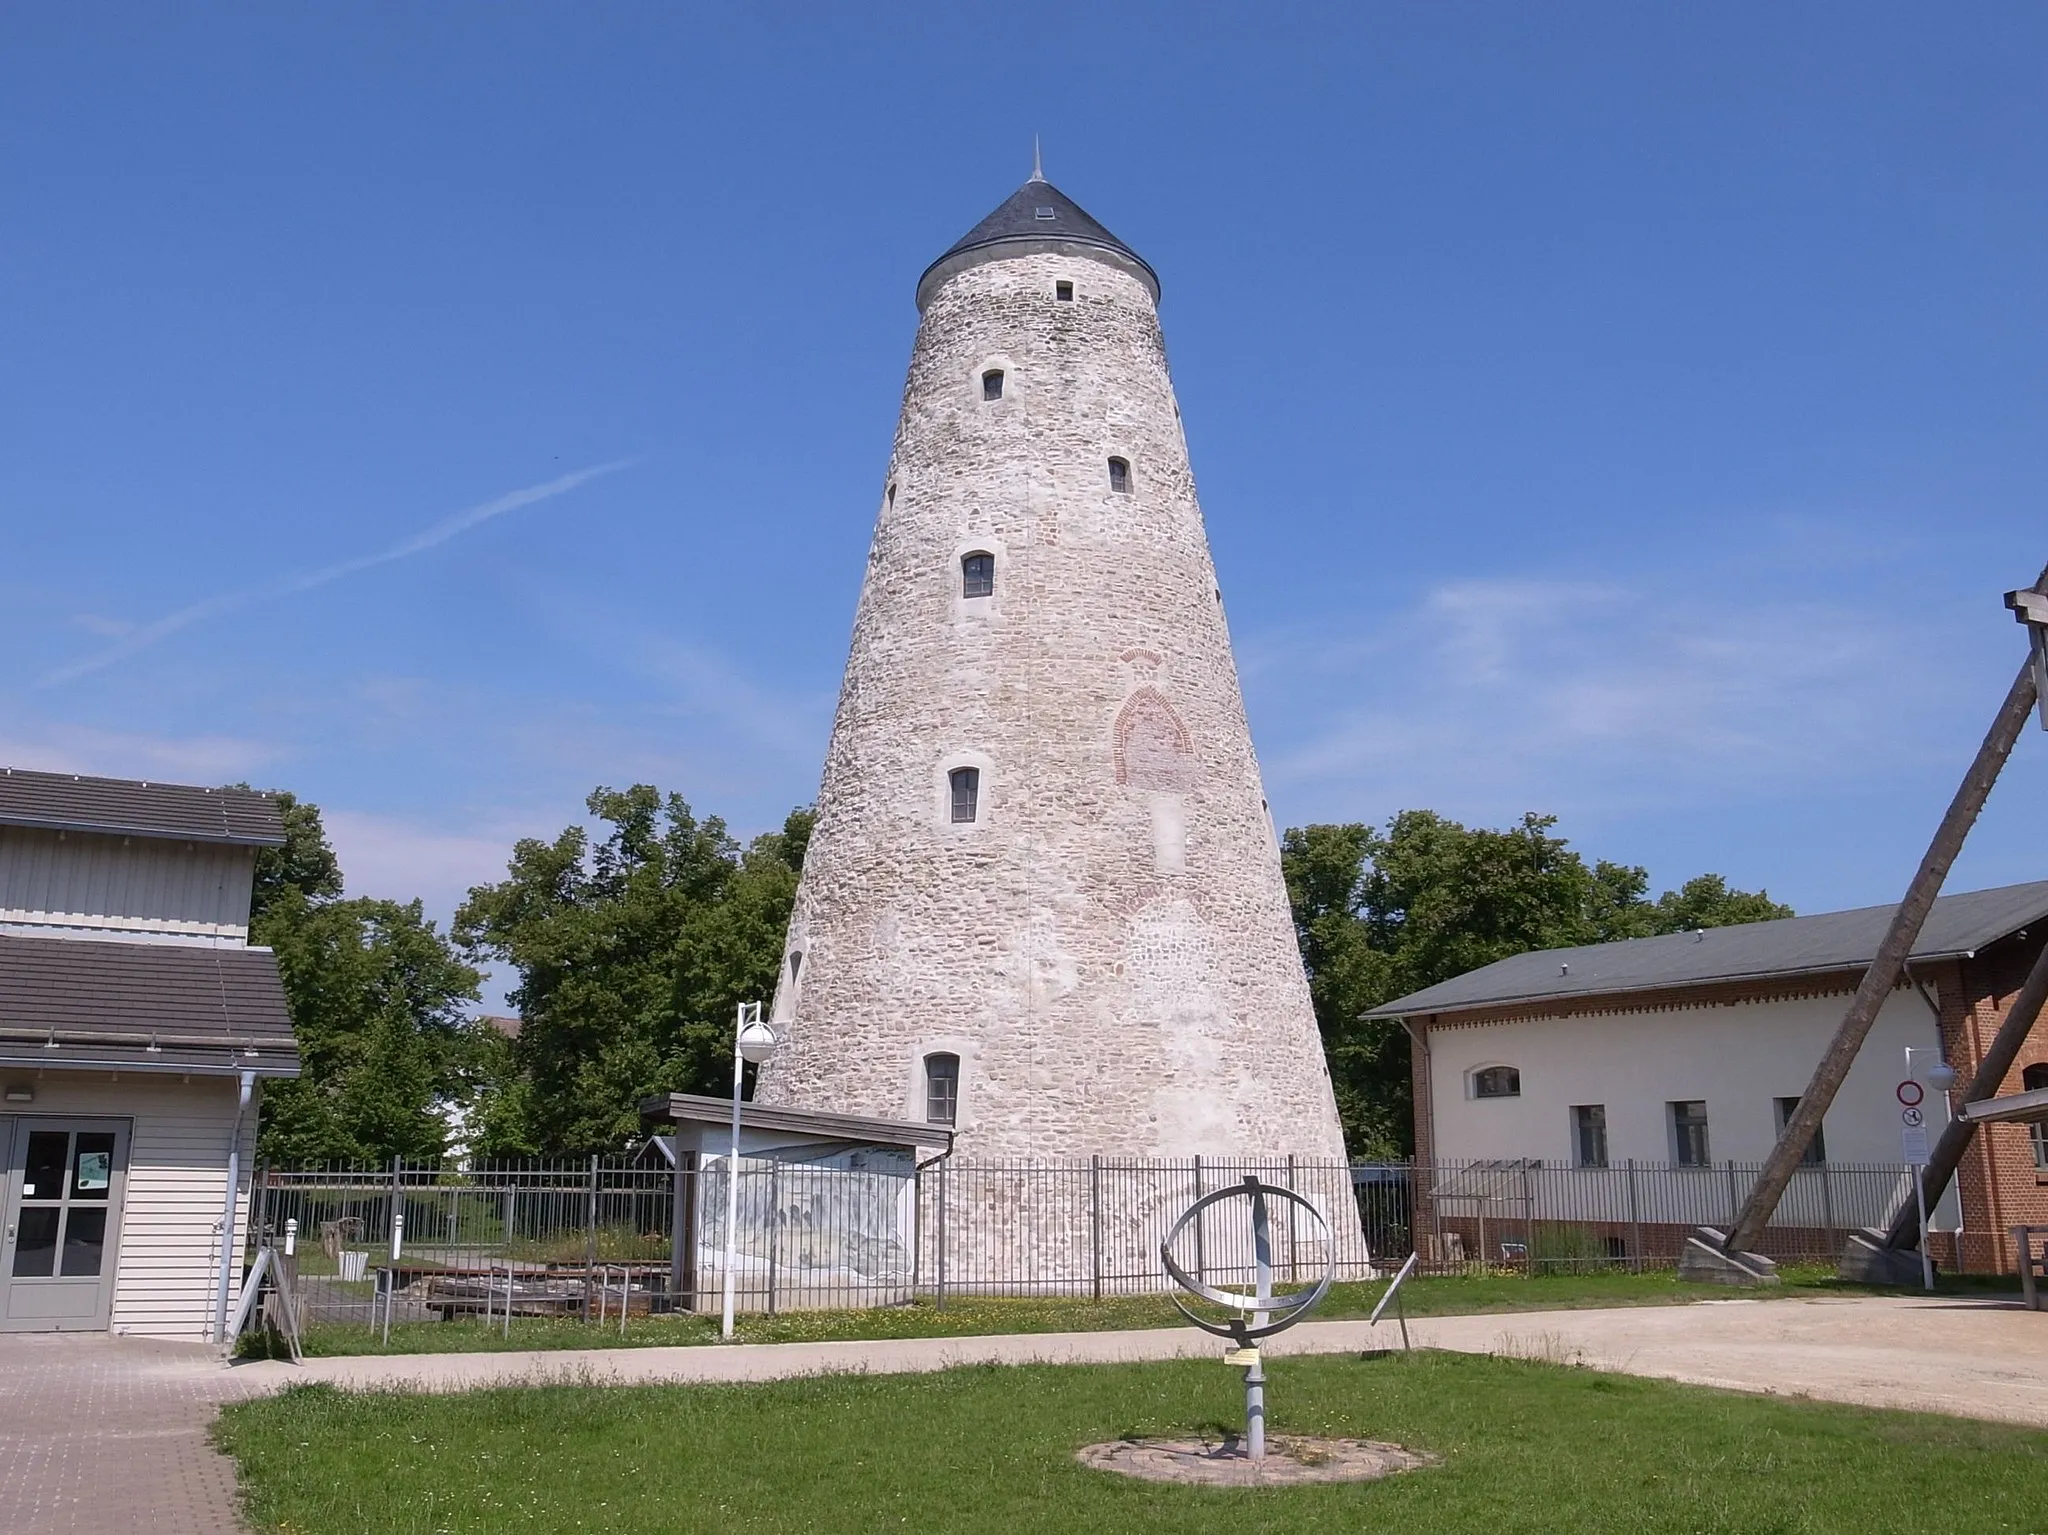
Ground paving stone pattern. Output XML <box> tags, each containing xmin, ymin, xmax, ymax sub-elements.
<box><xmin>759</xmin><ymin>231</ymin><xmax>1349</xmax><ymax>1165</ymax></box>
<box><xmin>0</xmin><ymin>1334</ymin><xmax>254</xmax><ymax>1535</ymax></box>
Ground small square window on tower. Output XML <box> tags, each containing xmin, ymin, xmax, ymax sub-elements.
<box><xmin>948</xmin><ymin>766</ymin><xmax>980</xmax><ymax>823</ymax></box>
<box><xmin>1107</xmin><ymin>456</ymin><xmax>1130</xmax><ymax>494</ymax></box>
<box><xmin>1055</xmin><ymin>280</ymin><xmax>1073</xmax><ymax>301</ymax></box>
<box><xmin>1035</xmin><ymin>206</ymin><xmax>1056</xmax><ymax>220</ymax></box>
<box><xmin>961</xmin><ymin>551</ymin><xmax>994</xmax><ymax>599</ymax></box>
<box><xmin>982</xmin><ymin>369</ymin><xmax>1004</xmax><ymax>401</ymax></box>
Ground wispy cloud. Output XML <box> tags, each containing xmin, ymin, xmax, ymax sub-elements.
<box><xmin>1250</xmin><ymin>575</ymin><xmax>1944</xmax><ymax>824</ymax></box>
<box><xmin>41</xmin><ymin>458</ymin><xmax>639</xmax><ymax>686</ymax></box>
<box><xmin>0</xmin><ymin>723</ymin><xmax>285</xmax><ymax>783</ymax></box>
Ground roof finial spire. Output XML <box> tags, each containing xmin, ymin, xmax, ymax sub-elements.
<box><xmin>1030</xmin><ymin>135</ymin><xmax>1044</xmax><ymax>182</ymax></box>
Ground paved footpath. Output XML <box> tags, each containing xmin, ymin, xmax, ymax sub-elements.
<box><xmin>4</xmin><ymin>1295</ymin><xmax>2041</xmax><ymax>1534</ymax></box>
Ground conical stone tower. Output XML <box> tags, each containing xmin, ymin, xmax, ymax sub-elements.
<box><xmin>757</xmin><ymin>168</ymin><xmax>1348</xmax><ymax>1164</ymax></box>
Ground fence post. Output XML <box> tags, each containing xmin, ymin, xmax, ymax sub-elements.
<box><xmin>935</xmin><ymin>1160</ymin><xmax>948</xmax><ymax>1313</ymax></box>
<box><xmin>1285</xmin><ymin>1154</ymin><xmax>1299</xmax><ymax>1282</ymax></box>
<box><xmin>1820</xmin><ymin>1161</ymin><xmax>1836</xmax><ymax>1257</ymax></box>
<box><xmin>1089</xmin><ymin>1155</ymin><xmax>1103</xmax><ymax>1301</ymax></box>
<box><xmin>1192</xmin><ymin>1155</ymin><xmax>1206</xmax><ymax>1280</ymax></box>
<box><xmin>1725</xmin><ymin>1161</ymin><xmax>1740</xmax><ymax>1230</ymax></box>
<box><xmin>766</xmin><ymin>1161</ymin><xmax>781</xmax><ymax>1318</ymax></box>
<box><xmin>1627</xmin><ymin>1160</ymin><xmax>1642</xmax><ymax>1273</ymax></box>
<box><xmin>388</xmin><ymin>1155</ymin><xmax>402</xmax><ymax>1259</ymax></box>
<box><xmin>582</xmin><ymin>1153</ymin><xmax>598</xmax><ymax>1322</ymax></box>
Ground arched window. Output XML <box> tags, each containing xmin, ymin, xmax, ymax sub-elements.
<box><xmin>961</xmin><ymin>551</ymin><xmax>994</xmax><ymax>599</ymax></box>
<box><xmin>925</xmin><ymin>1053</ymin><xmax>960</xmax><ymax>1125</ymax></box>
<box><xmin>2026</xmin><ymin>1063</ymin><xmax>2048</xmax><ymax>1171</ymax></box>
<box><xmin>1107</xmin><ymin>456</ymin><xmax>1131</xmax><ymax>493</ymax></box>
<box><xmin>948</xmin><ymin>766</ymin><xmax>980</xmax><ymax>824</ymax></box>
<box><xmin>1472</xmin><ymin>1066</ymin><xmax>1520</xmax><ymax>1099</ymax></box>
<box><xmin>982</xmin><ymin>369</ymin><xmax>1004</xmax><ymax>401</ymax></box>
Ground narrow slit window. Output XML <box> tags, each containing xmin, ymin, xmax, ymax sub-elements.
<box><xmin>1671</xmin><ymin>1100</ymin><xmax>1711</xmax><ymax>1167</ymax></box>
<box><xmin>925</xmin><ymin>1053</ymin><xmax>960</xmax><ymax>1125</ymax></box>
<box><xmin>961</xmin><ymin>551</ymin><xmax>994</xmax><ymax>599</ymax></box>
<box><xmin>1055</xmin><ymin>280</ymin><xmax>1074</xmax><ymax>301</ymax></box>
<box><xmin>982</xmin><ymin>369</ymin><xmax>1004</xmax><ymax>401</ymax></box>
<box><xmin>1571</xmin><ymin>1104</ymin><xmax>1608</xmax><ymax>1168</ymax></box>
<box><xmin>1107</xmin><ymin>456</ymin><xmax>1130</xmax><ymax>494</ymax></box>
<box><xmin>948</xmin><ymin>766</ymin><xmax>980</xmax><ymax>824</ymax></box>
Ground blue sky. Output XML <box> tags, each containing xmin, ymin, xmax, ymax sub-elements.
<box><xmin>5</xmin><ymin>5</ymin><xmax>2045</xmax><ymax>982</ymax></box>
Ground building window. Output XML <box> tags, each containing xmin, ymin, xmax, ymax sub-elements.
<box><xmin>1775</xmin><ymin>1096</ymin><xmax>1826</xmax><ymax>1165</ymax></box>
<box><xmin>948</xmin><ymin>767</ymin><xmax>980</xmax><ymax>824</ymax></box>
<box><xmin>982</xmin><ymin>369</ymin><xmax>1004</xmax><ymax>401</ymax></box>
<box><xmin>1671</xmin><ymin>1101</ymin><xmax>1711</xmax><ymax>1167</ymax></box>
<box><xmin>1107</xmin><ymin>456</ymin><xmax>1131</xmax><ymax>494</ymax></box>
<box><xmin>925</xmin><ymin>1053</ymin><xmax>960</xmax><ymax>1125</ymax></box>
<box><xmin>2026</xmin><ymin>1064</ymin><xmax>2048</xmax><ymax>1171</ymax></box>
<box><xmin>1571</xmin><ymin>1105</ymin><xmax>1608</xmax><ymax>1169</ymax></box>
<box><xmin>961</xmin><ymin>551</ymin><xmax>994</xmax><ymax>598</ymax></box>
<box><xmin>1472</xmin><ymin>1066</ymin><xmax>1519</xmax><ymax>1100</ymax></box>
<box><xmin>1034</xmin><ymin>205</ymin><xmax>1056</xmax><ymax>220</ymax></box>
<box><xmin>1055</xmin><ymin>280</ymin><xmax>1074</xmax><ymax>301</ymax></box>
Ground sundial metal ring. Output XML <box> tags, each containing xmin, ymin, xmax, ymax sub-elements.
<box><xmin>1159</xmin><ymin>1174</ymin><xmax>1336</xmax><ymax>1347</ymax></box>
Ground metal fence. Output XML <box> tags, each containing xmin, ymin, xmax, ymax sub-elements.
<box><xmin>247</xmin><ymin>1154</ymin><xmax>1932</xmax><ymax>1333</ymax></box>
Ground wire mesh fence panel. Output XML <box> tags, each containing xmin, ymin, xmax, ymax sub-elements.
<box><xmin>249</xmin><ymin>1153</ymin><xmax>1934</xmax><ymax>1335</ymax></box>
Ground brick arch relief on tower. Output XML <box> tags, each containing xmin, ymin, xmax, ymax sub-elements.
<box><xmin>1113</xmin><ymin>664</ymin><xmax>1198</xmax><ymax>874</ymax></box>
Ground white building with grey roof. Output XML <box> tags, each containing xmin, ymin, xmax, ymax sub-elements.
<box><xmin>1369</xmin><ymin>881</ymin><xmax>2048</xmax><ymax>1273</ymax></box>
<box><xmin>0</xmin><ymin>767</ymin><xmax>299</xmax><ymax>1339</ymax></box>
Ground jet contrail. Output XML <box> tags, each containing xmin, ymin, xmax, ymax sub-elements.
<box><xmin>41</xmin><ymin>458</ymin><xmax>639</xmax><ymax>686</ymax></box>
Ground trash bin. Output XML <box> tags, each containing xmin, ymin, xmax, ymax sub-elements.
<box><xmin>338</xmin><ymin>1249</ymin><xmax>369</xmax><ymax>1282</ymax></box>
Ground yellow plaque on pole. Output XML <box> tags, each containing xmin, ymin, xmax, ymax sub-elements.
<box><xmin>1222</xmin><ymin>1346</ymin><xmax>1260</xmax><ymax>1367</ymax></box>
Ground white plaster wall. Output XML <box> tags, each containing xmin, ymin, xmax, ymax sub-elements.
<box><xmin>755</xmin><ymin>244</ymin><xmax>1346</xmax><ymax>1163</ymax></box>
<box><xmin>1429</xmin><ymin>989</ymin><xmax>1943</xmax><ymax>1168</ymax></box>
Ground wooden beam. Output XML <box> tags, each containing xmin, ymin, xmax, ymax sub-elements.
<box><xmin>1722</xmin><ymin>563</ymin><xmax>2047</xmax><ymax>1258</ymax></box>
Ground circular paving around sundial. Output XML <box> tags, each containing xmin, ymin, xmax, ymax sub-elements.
<box><xmin>1076</xmin><ymin>1435</ymin><xmax>1436</xmax><ymax>1487</ymax></box>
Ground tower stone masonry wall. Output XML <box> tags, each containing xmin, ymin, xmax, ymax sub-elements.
<box><xmin>756</xmin><ymin>217</ymin><xmax>1349</xmax><ymax>1166</ymax></box>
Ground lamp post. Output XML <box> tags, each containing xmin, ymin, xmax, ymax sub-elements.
<box><xmin>721</xmin><ymin>1001</ymin><xmax>775</xmax><ymax>1340</ymax></box>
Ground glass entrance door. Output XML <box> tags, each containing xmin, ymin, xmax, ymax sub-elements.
<box><xmin>1</xmin><ymin>1118</ymin><xmax>129</xmax><ymax>1331</ymax></box>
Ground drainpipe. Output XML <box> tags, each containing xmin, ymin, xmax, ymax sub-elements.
<box><xmin>212</xmin><ymin>1069</ymin><xmax>256</xmax><ymax>1347</ymax></box>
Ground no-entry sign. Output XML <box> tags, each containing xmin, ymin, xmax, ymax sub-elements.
<box><xmin>1897</xmin><ymin>1080</ymin><xmax>1925</xmax><ymax>1108</ymax></box>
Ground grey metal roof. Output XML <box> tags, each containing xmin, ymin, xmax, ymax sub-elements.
<box><xmin>0</xmin><ymin>933</ymin><xmax>299</xmax><ymax>1076</ymax></box>
<box><xmin>0</xmin><ymin>768</ymin><xmax>286</xmax><ymax>847</ymax></box>
<box><xmin>640</xmin><ymin>1091</ymin><xmax>952</xmax><ymax>1153</ymax></box>
<box><xmin>1365</xmin><ymin>879</ymin><xmax>2048</xmax><ymax>1021</ymax></box>
<box><xmin>917</xmin><ymin>174</ymin><xmax>1159</xmax><ymax>308</ymax></box>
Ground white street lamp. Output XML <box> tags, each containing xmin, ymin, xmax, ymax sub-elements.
<box><xmin>721</xmin><ymin>1001</ymin><xmax>774</xmax><ymax>1340</ymax></box>
<box><xmin>1902</xmin><ymin>1045</ymin><xmax>1957</xmax><ymax>1292</ymax></box>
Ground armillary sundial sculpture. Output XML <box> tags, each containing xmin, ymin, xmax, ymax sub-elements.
<box><xmin>1159</xmin><ymin>1175</ymin><xmax>1337</xmax><ymax>1462</ymax></box>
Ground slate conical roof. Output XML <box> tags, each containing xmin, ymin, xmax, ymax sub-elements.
<box><xmin>916</xmin><ymin>173</ymin><xmax>1160</xmax><ymax>308</ymax></box>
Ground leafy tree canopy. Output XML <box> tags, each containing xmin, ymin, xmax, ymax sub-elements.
<box><xmin>1282</xmin><ymin>811</ymin><xmax>1792</xmax><ymax>1160</ymax></box>
<box><xmin>247</xmin><ymin>791</ymin><xmax>483</xmax><ymax>1163</ymax></box>
<box><xmin>453</xmin><ymin>786</ymin><xmax>813</xmax><ymax>1157</ymax></box>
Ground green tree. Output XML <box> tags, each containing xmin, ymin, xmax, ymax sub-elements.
<box><xmin>453</xmin><ymin>787</ymin><xmax>812</xmax><ymax>1156</ymax></box>
<box><xmin>247</xmin><ymin>791</ymin><xmax>484</xmax><ymax>1162</ymax></box>
<box><xmin>1282</xmin><ymin>811</ymin><xmax>1791</xmax><ymax>1159</ymax></box>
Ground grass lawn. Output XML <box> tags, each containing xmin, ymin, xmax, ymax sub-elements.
<box><xmin>214</xmin><ymin>1351</ymin><xmax>2047</xmax><ymax>1534</ymax></box>
<box><xmin>250</xmin><ymin>1265</ymin><xmax>2021</xmax><ymax>1357</ymax></box>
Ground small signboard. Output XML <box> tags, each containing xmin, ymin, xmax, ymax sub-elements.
<box><xmin>1901</xmin><ymin>1123</ymin><xmax>1931</xmax><ymax>1166</ymax></box>
<box><xmin>1222</xmin><ymin>1346</ymin><xmax>1261</xmax><ymax>1368</ymax></box>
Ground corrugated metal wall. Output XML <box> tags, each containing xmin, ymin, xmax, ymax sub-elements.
<box><xmin>0</xmin><ymin>827</ymin><xmax>256</xmax><ymax>938</ymax></box>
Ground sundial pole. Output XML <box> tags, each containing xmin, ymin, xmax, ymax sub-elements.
<box><xmin>1246</xmin><ymin>1183</ymin><xmax>1272</xmax><ymax>1461</ymax></box>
